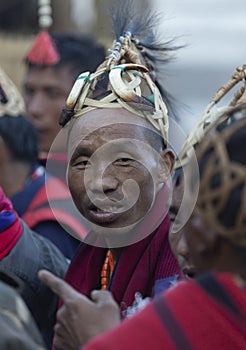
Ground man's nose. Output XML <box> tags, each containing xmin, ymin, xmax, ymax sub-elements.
<box><xmin>85</xmin><ymin>166</ymin><xmax>118</xmax><ymax>194</ymax></box>
<box><xmin>26</xmin><ymin>93</ymin><xmax>45</xmax><ymax>120</ymax></box>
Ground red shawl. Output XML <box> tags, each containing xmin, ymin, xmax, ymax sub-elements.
<box><xmin>84</xmin><ymin>273</ymin><xmax>246</xmax><ymax>350</ymax></box>
<box><xmin>65</xmin><ymin>215</ymin><xmax>180</xmax><ymax>313</ymax></box>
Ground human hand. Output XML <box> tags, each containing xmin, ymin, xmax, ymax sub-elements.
<box><xmin>38</xmin><ymin>270</ymin><xmax>120</xmax><ymax>350</ymax></box>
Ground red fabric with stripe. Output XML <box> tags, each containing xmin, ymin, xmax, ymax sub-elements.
<box><xmin>22</xmin><ymin>177</ymin><xmax>87</xmax><ymax>240</ymax></box>
<box><xmin>84</xmin><ymin>273</ymin><xmax>246</xmax><ymax>350</ymax></box>
<box><xmin>0</xmin><ymin>188</ymin><xmax>22</xmax><ymax>260</ymax></box>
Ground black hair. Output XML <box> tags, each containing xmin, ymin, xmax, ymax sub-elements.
<box><xmin>26</xmin><ymin>33</ymin><xmax>106</xmax><ymax>80</ymax></box>
<box><xmin>141</xmin><ymin>126</ymin><xmax>165</xmax><ymax>151</ymax></box>
<box><xmin>0</xmin><ymin>115</ymin><xmax>38</xmax><ymax>165</ymax></box>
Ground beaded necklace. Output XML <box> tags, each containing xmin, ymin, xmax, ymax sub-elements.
<box><xmin>101</xmin><ymin>250</ymin><xmax>115</xmax><ymax>290</ymax></box>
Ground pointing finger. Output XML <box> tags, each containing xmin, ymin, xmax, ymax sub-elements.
<box><xmin>38</xmin><ymin>269</ymin><xmax>79</xmax><ymax>301</ymax></box>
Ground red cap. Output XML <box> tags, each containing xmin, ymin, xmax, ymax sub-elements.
<box><xmin>25</xmin><ymin>30</ymin><xmax>60</xmax><ymax>65</ymax></box>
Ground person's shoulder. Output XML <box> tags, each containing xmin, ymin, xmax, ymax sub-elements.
<box><xmin>19</xmin><ymin>220</ymin><xmax>69</xmax><ymax>272</ymax></box>
<box><xmin>25</xmin><ymin>219</ymin><xmax>68</xmax><ymax>251</ymax></box>
<box><xmin>0</xmin><ymin>221</ymin><xmax>68</xmax><ymax>287</ymax></box>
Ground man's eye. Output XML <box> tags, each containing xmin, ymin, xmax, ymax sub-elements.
<box><xmin>47</xmin><ymin>90</ymin><xmax>63</xmax><ymax>99</ymax></box>
<box><xmin>73</xmin><ymin>160</ymin><xmax>90</xmax><ymax>168</ymax></box>
<box><xmin>24</xmin><ymin>86</ymin><xmax>34</xmax><ymax>96</ymax></box>
<box><xmin>114</xmin><ymin>158</ymin><xmax>133</xmax><ymax>165</ymax></box>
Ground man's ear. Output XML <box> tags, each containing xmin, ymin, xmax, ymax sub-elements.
<box><xmin>158</xmin><ymin>149</ymin><xmax>175</xmax><ymax>184</ymax></box>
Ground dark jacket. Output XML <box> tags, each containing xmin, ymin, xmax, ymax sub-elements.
<box><xmin>0</xmin><ymin>220</ymin><xmax>68</xmax><ymax>349</ymax></box>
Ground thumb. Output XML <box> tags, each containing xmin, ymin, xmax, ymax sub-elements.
<box><xmin>90</xmin><ymin>290</ymin><xmax>121</xmax><ymax>325</ymax></box>
<box><xmin>38</xmin><ymin>269</ymin><xmax>79</xmax><ymax>302</ymax></box>
<box><xmin>90</xmin><ymin>290</ymin><xmax>117</xmax><ymax>306</ymax></box>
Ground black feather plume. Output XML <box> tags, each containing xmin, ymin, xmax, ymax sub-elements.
<box><xmin>109</xmin><ymin>0</ymin><xmax>184</xmax><ymax>120</ymax></box>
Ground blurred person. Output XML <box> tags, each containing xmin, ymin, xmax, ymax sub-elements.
<box><xmin>0</xmin><ymin>184</ymin><xmax>68</xmax><ymax>349</ymax></box>
<box><xmin>168</xmin><ymin>63</ymin><xmax>246</xmax><ymax>279</ymax></box>
<box><xmin>0</xmin><ymin>66</ymin><xmax>86</xmax><ymax>260</ymax></box>
<box><xmin>23</xmin><ymin>31</ymin><xmax>106</xmax><ymax>179</ymax></box>
<box><xmin>40</xmin><ymin>101</ymin><xmax>246</xmax><ymax>350</ymax></box>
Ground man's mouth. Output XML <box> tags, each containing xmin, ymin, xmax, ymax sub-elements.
<box><xmin>88</xmin><ymin>203</ymin><xmax>123</xmax><ymax>224</ymax></box>
<box><xmin>93</xmin><ymin>205</ymin><xmax>119</xmax><ymax>213</ymax></box>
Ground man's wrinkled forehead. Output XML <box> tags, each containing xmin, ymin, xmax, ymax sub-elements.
<box><xmin>67</xmin><ymin>108</ymin><xmax>161</xmax><ymax>158</ymax></box>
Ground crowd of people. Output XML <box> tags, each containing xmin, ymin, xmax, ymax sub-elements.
<box><xmin>0</xmin><ymin>0</ymin><xmax>246</xmax><ymax>349</ymax></box>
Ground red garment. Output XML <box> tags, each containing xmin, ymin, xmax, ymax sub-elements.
<box><xmin>84</xmin><ymin>272</ymin><xmax>246</xmax><ymax>350</ymax></box>
<box><xmin>0</xmin><ymin>188</ymin><xmax>22</xmax><ymax>260</ymax></box>
<box><xmin>22</xmin><ymin>176</ymin><xmax>87</xmax><ymax>241</ymax></box>
<box><xmin>65</xmin><ymin>216</ymin><xmax>180</xmax><ymax>314</ymax></box>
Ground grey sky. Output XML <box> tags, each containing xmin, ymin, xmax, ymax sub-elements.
<box><xmin>154</xmin><ymin>0</ymin><xmax>246</xmax><ymax>131</ymax></box>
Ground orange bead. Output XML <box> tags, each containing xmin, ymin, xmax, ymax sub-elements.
<box><xmin>101</xmin><ymin>250</ymin><xmax>115</xmax><ymax>290</ymax></box>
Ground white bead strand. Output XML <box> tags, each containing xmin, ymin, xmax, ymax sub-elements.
<box><xmin>38</xmin><ymin>0</ymin><xmax>53</xmax><ymax>29</ymax></box>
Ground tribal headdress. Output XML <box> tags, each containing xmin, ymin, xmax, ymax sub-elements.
<box><xmin>171</xmin><ymin>65</ymin><xmax>246</xmax><ymax>235</ymax></box>
<box><xmin>0</xmin><ymin>67</ymin><xmax>25</xmax><ymax>117</ymax></box>
<box><xmin>59</xmin><ymin>0</ymin><xmax>180</xmax><ymax>146</ymax></box>
<box><xmin>176</xmin><ymin>64</ymin><xmax>246</xmax><ymax>168</ymax></box>
<box><xmin>186</xmin><ymin>103</ymin><xmax>246</xmax><ymax>247</ymax></box>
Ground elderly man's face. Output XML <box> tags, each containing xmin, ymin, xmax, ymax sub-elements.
<box><xmin>67</xmin><ymin>108</ymin><xmax>174</xmax><ymax>235</ymax></box>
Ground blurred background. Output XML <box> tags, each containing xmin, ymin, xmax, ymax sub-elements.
<box><xmin>0</xmin><ymin>0</ymin><xmax>245</xmax><ymax>132</ymax></box>
<box><xmin>154</xmin><ymin>0</ymin><xmax>246</xmax><ymax>131</ymax></box>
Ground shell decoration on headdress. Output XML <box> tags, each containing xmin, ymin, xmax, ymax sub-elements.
<box><xmin>0</xmin><ymin>67</ymin><xmax>25</xmax><ymax>117</ymax></box>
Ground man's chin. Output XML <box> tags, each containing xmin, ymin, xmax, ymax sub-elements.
<box><xmin>89</xmin><ymin>221</ymin><xmax>138</xmax><ymax>237</ymax></box>
<box><xmin>82</xmin><ymin>214</ymin><xmax>153</xmax><ymax>248</ymax></box>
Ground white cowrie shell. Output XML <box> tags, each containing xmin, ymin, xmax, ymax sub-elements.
<box><xmin>66</xmin><ymin>71</ymin><xmax>90</xmax><ymax>109</ymax></box>
<box><xmin>109</xmin><ymin>64</ymin><xmax>148</xmax><ymax>102</ymax></box>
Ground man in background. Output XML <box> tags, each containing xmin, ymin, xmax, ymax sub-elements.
<box><xmin>23</xmin><ymin>32</ymin><xmax>106</xmax><ymax>178</ymax></box>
